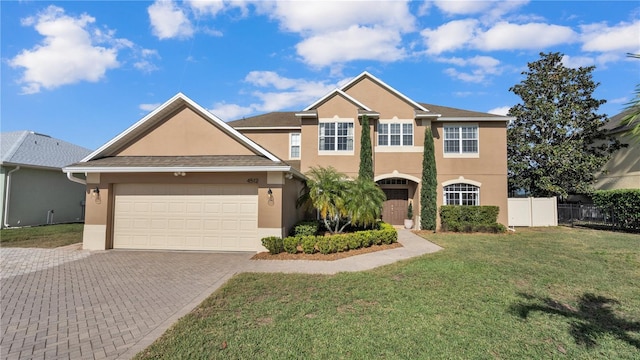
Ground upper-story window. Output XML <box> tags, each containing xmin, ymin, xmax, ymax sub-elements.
<box><xmin>444</xmin><ymin>183</ymin><xmax>479</xmax><ymax>205</ymax></box>
<box><xmin>319</xmin><ymin>122</ymin><xmax>353</xmax><ymax>151</ymax></box>
<box><xmin>290</xmin><ymin>133</ymin><xmax>301</xmax><ymax>159</ymax></box>
<box><xmin>444</xmin><ymin>124</ymin><xmax>478</xmax><ymax>155</ymax></box>
<box><xmin>378</xmin><ymin>123</ymin><xmax>413</xmax><ymax>146</ymax></box>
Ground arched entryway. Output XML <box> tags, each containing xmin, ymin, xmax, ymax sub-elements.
<box><xmin>375</xmin><ymin>173</ymin><xmax>420</xmax><ymax>226</ymax></box>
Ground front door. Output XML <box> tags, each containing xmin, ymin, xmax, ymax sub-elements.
<box><xmin>382</xmin><ymin>189</ymin><xmax>408</xmax><ymax>225</ymax></box>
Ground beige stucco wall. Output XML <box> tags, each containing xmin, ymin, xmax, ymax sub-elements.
<box><xmin>115</xmin><ymin>106</ymin><xmax>254</xmax><ymax>156</ymax></box>
<box><xmin>241</xmin><ymin>130</ymin><xmax>298</xmax><ymax>162</ymax></box>
<box><xmin>343</xmin><ymin>77</ymin><xmax>416</xmax><ymax>119</ymax></box>
<box><xmin>594</xmin><ymin>134</ymin><xmax>640</xmax><ymax>190</ymax></box>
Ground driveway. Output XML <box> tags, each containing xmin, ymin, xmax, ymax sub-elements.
<box><xmin>1</xmin><ymin>248</ymin><xmax>252</xmax><ymax>360</ymax></box>
<box><xmin>0</xmin><ymin>230</ymin><xmax>441</xmax><ymax>360</ymax></box>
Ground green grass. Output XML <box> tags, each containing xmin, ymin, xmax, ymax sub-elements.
<box><xmin>135</xmin><ymin>227</ymin><xmax>640</xmax><ymax>359</ymax></box>
<box><xmin>0</xmin><ymin>223</ymin><xmax>83</xmax><ymax>248</ymax></box>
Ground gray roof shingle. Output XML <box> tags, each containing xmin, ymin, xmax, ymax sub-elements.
<box><xmin>66</xmin><ymin>155</ymin><xmax>288</xmax><ymax>169</ymax></box>
<box><xmin>1</xmin><ymin>131</ymin><xmax>92</xmax><ymax>169</ymax></box>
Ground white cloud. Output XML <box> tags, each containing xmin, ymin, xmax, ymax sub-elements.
<box><xmin>9</xmin><ymin>6</ymin><xmax>120</xmax><ymax>94</ymax></box>
<box><xmin>580</xmin><ymin>20</ymin><xmax>640</xmax><ymax>53</ymax></box>
<box><xmin>209</xmin><ymin>71</ymin><xmax>340</xmax><ymax>119</ymax></box>
<box><xmin>561</xmin><ymin>54</ymin><xmax>594</xmax><ymax>69</ymax></box>
<box><xmin>262</xmin><ymin>1</ymin><xmax>415</xmax><ymax>34</ymax></box>
<box><xmin>437</xmin><ymin>55</ymin><xmax>502</xmax><ymax>83</ymax></box>
<box><xmin>245</xmin><ymin>71</ymin><xmax>336</xmax><ymax>111</ymax></box>
<box><xmin>474</xmin><ymin>22</ymin><xmax>577</xmax><ymax>51</ymax></box>
<box><xmin>487</xmin><ymin>106</ymin><xmax>511</xmax><ymax>116</ymax></box>
<box><xmin>148</xmin><ymin>0</ymin><xmax>194</xmax><ymax>39</ymax></box>
<box><xmin>433</xmin><ymin>0</ymin><xmax>528</xmax><ymax>20</ymax></box>
<box><xmin>209</xmin><ymin>102</ymin><xmax>255</xmax><ymax>120</ymax></box>
<box><xmin>139</xmin><ymin>103</ymin><xmax>161</xmax><ymax>111</ymax></box>
<box><xmin>421</xmin><ymin>19</ymin><xmax>478</xmax><ymax>54</ymax></box>
<box><xmin>296</xmin><ymin>26</ymin><xmax>405</xmax><ymax>67</ymax></box>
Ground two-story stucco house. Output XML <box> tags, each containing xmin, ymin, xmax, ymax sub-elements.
<box><xmin>64</xmin><ymin>71</ymin><xmax>510</xmax><ymax>252</ymax></box>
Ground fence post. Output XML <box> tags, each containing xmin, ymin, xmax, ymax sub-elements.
<box><xmin>570</xmin><ymin>203</ymin><xmax>574</xmax><ymax>227</ymax></box>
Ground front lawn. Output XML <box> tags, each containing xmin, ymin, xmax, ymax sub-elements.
<box><xmin>135</xmin><ymin>227</ymin><xmax>639</xmax><ymax>359</ymax></box>
<box><xmin>0</xmin><ymin>223</ymin><xmax>83</xmax><ymax>248</ymax></box>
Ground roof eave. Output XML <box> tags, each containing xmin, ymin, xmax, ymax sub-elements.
<box><xmin>63</xmin><ymin>165</ymin><xmax>295</xmax><ymax>174</ymax></box>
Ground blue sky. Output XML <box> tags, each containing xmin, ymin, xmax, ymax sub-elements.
<box><xmin>2</xmin><ymin>1</ymin><xmax>639</xmax><ymax>150</ymax></box>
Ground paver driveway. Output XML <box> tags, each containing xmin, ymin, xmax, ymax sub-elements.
<box><xmin>1</xmin><ymin>248</ymin><xmax>252</xmax><ymax>360</ymax></box>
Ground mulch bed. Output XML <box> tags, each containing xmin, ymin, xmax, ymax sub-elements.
<box><xmin>251</xmin><ymin>242</ymin><xmax>403</xmax><ymax>261</ymax></box>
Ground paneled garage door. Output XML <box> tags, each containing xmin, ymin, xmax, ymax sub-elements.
<box><xmin>113</xmin><ymin>183</ymin><xmax>258</xmax><ymax>251</ymax></box>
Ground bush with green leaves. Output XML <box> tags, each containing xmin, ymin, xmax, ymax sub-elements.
<box><xmin>301</xmin><ymin>236</ymin><xmax>317</xmax><ymax>254</ymax></box>
<box><xmin>439</xmin><ymin>206</ymin><xmax>505</xmax><ymax>233</ymax></box>
<box><xmin>261</xmin><ymin>236</ymin><xmax>284</xmax><ymax>254</ymax></box>
<box><xmin>316</xmin><ymin>236</ymin><xmax>337</xmax><ymax>255</ymax></box>
<box><xmin>592</xmin><ymin>189</ymin><xmax>640</xmax><ymax>230</ymax></box>
<box><xmin>290</xmin><ymin>221</ymin><xmax>319</xmax><ymax>237</ymax></box>
<box><xmin>283</xmin><ymin>236</ymin><xmax>299</xmax><ymax>254</ymax></box>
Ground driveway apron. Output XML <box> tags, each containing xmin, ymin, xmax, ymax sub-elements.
<box><xmin>1</xmin><ymin>249</ymin><xmax>251</xmax><ymax>360</ymax></box>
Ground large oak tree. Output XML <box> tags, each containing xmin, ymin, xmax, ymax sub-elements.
<box><xmin>507</xmin><ymin>52</ymin><xmax>622</xmax><ymax>198</ymax></box>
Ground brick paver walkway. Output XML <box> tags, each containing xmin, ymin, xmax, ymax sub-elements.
<box><xmin>1</xmin><ymin>249</ymin><xmax>250</xmax><ymax>360</ymax></box>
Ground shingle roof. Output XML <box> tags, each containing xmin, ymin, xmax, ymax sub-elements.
<box><xmin>1</xmin><ymin>131</ymin><xmax>91</xmax><ymax>169</ymax></box>
<box><xmin>419</xmin><ymin>103</ymin><xmax>509</xmax><ymax>118</ymax></box>
<box><xmin>228</xmin><ymin>112</ymin><xmax>301</xmax><ymax>128</ymax></box>
<box><xmin>65</xmin><ymin>155</ymin><xmax>287</xmax><ymax>169</ymax></box>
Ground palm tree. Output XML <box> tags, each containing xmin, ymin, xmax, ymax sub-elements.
<box><xmin>297</xmin><ymin>166</ymin><xmax>386</xmax><ymax>234</ymax></box>
<box><xmin>344</xmin><ymin>178</ymin><xmax>386</xmax><ymax>229</ymax></box>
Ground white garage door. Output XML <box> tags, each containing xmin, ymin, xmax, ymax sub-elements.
<box><xmin>113</xmin><ymin>183</ymin><xmax>258</xmax><ymax>251</ymax></box>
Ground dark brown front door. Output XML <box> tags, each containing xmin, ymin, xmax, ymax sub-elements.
<box><xmin>382</xmin><ymin>189</ymin><xmax>408</xmax><ymax>225</ymax></box>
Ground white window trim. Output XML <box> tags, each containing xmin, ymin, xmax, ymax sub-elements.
<box><xmin>443</xmin><ymin>182</ymin><xmax>480</xmax><ymax>206</ymax></box>
<box><xmin>318</xmin><ymin>117</ymin><xmax>355</xmax><ymax>155</ymax></box>
<box><xmin>443</xmin><ymin>122</ymin><xmax>479</xmax><ymax>158</ymax></box>
<box><xmin>377</xmin><ymin>118</ymin><xmax>414</xmax><ymax>147</ymax></box>
<box><xmin>289</xmin><ymin>133</ymin><xmax>301</xmax><ymax>160</ymax></box>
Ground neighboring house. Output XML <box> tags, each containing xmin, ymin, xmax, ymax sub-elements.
<box><xmin>64</xmin><ymin>71</ymin><xmax>511</xmax><ymax>252</ymax></box>
<box><xmin>1</xmin><ymin>131</ymin><xmax>91</xmax><ymax>228</ymax></box>
<box><xmin>594</xmin><ymin>110</ymin><xmax>640</xmax><ymax>190</ymax></box>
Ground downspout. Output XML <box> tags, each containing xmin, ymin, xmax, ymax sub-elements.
<box><xmin>3</xmin><ymin>166</ymin><xmax>21</xmax><ymax>228</ymax></box>
<box><xmin>66</xmin><ymin>172</ymin><xmax>87</xmax><ymax>185</ymax></box>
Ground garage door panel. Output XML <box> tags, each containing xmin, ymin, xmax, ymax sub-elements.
<box><xmin>113</xmin><ymin>183</ymin><xmax>258</xmax><ymax>251</ymax></box>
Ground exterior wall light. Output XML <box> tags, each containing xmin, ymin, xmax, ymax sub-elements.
<box><xmin>267</xmin><ymin>188</ymin><xmax>273</xmax><ymax>200</ymax></box>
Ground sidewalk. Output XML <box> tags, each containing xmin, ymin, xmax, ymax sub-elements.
<box><xmin>245</xmin><ymin>228</ymin><xmax>443</xmax><ymax>274</ymax></box>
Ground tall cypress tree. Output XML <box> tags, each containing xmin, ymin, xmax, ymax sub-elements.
<box><xmin>421</xmin><ymin>125</ymin><xmax>437</xmax><ymax>230</ymax></box>
<box><xmin>358</xmin><ymin>115</ymin><xmax>373</xmax><ymax>180</ymax></box>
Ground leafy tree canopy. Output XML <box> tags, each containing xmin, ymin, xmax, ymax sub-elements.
<box><xmin>507</xmin><ymin>52</ymin><xmax>622</xmax><ymax>198</ymax></box>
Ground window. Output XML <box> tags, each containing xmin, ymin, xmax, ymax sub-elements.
<box><xmin>378</xmin><ymin>122</ymin><xmax>413</xmax><ymax>146</ymax></box>
<box><xmin>290</xmin><ymin>133</ymin><xmax>301</xmax><ymax>159</ymax></box>
<box><xmin>444</xmin><ymin>125</ymin><xmax>478</xmax><ymax>154</ymax></box>
<box><xmin>319</xmin><ymin>122</ymin><xmax>353</xmax><ymax>151</ymax></box>
<box><xmin>378</xmin><ymin>178</ymin><xmax>408</xmax><ymax>185</ymax></box>
<box><xmin>444</xmin><ymin>183</ymin><xmax>479</xmax><ymax>206</ymax></box>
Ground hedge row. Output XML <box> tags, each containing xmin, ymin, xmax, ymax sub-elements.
<box><xmin>262</xmin><ymin>222</ymin><xmax>398</xmax><ymax>255</ymax></box>
<box><xmin>439</xmin><ymin>205</ymin><xmax>506</xmax><ymax>233</ymax></box>
<box><xmin>592</xmin><ymin>189</ymin><xmax>640</xmax><ymax>230</ymax></box>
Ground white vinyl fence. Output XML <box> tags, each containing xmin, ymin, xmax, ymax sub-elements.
<box><xmin>508</xmin><ymin>197</ymin><xmax>558</xmax><ymax>227</ymax></box>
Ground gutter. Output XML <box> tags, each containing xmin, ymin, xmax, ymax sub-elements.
<box><xmin>3</xmin><ymin>166</ymin><xmax>20</xmax><ymax>228</ymax></box>
<box><xmin>66</xmin><ymin>172</ymin><xmax>87</xmax><ymax>185</ymax></box>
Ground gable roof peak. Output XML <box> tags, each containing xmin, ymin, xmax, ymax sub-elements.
<box><xmin>340</xmin><ymin>71</ymin><xmax>429</xmax><ymax>113</ymax></box>
<box><xmin>81</xmin><ymin>92</ymin><xmax>281</xmax><ymax>163</ymax></box>
<box><xmin>303</xmin><ymin>88</ymin><xmax>372</xmax><ymax>112</ymax></box>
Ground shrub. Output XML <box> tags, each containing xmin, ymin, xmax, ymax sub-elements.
<box><xmin>291</xmin><ymin>221</ymin><xmax>319</xmax><ymax>237</ymax></box>
<box><xmin>347</xmin><ymin>233</ymin><xmax>363</xmax><ymax>250</ymax></box>
<box><xmin>301</xmin><ymin>236</ymin><xmax>317</xmax><ymax>254</ymax></box>
<box><xmin>283</xmin><ymin>236</ymin><xmax>299</xmax><ymax>254</ymax></box>
<box><xmin>317</xmin><ymin>236</ymin><xmax>337</xmax><ymax>254</ymax></box>
<box><xmin>332</xmin><ymin>235</ymin><xmax>349</xmax><ymax>252</ymax></box>
<box><xmin>261</xmin><ymin>236</ymin><xmax>284</xmax><ymax>254</ymax></box>
<box><xmin>440</xmin><ymin>205</ymin><xmax>505</xmax><ymax>233</ymax></box>
<box><xmin>592</xmin><ymin>189</ymin><xmax>640</xmax><ymax>231</ymax></box>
